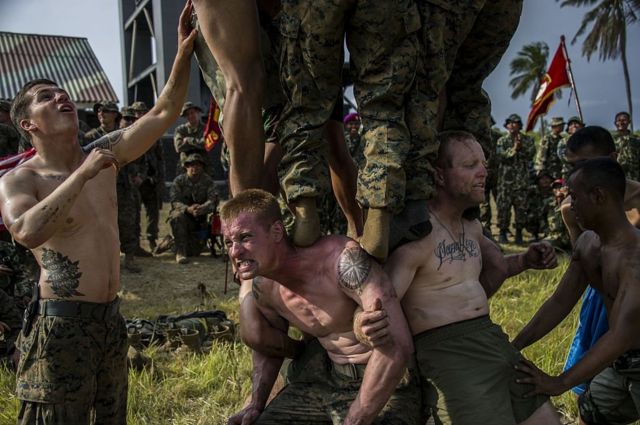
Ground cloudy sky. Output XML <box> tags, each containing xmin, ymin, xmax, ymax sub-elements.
<box><xmin>1</xmin><ymin>0</ymin><xmax>638</xmax><ymax>129</ymax></box>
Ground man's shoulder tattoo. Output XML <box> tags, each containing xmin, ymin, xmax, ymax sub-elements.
<box><xmin>338</xmin><ymin>246</ymin><xmax>371</xmax><ymax>293</ymax></box>
<box><xmin>41</xmin><ymin>248</ymin><xmax>84</xmax><ymax>298</ymax></box>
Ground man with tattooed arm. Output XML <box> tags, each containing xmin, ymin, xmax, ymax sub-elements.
<box><xmin>0</xmin><ymin>3</ymin><xmax>196</xmax><ymax>423</ymax></box>
<box><xmin>361</xmin><ymin>131</ymin><xmax>561</xmax><ymax>424</ymax></box>
<box><xmin>222</xmin><ymin>189</ymin><xmax>421</xmax><ymax>425</ymax></box>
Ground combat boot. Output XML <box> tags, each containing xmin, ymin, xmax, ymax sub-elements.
<box><xmin>148</xmin><ymin>239</ymin><xmax>157</xmax><ymax>253</ymax></box>
<box><xmin>515</xmin><ymin>228</ymin><xmax>524</xmax><ymax>245</ymax></box>
<box><xmin>498</xmin><ymin>230</ymin><xmax>509</xmax><ymax>244</ymax></box>
<box><xmin>292</xmin><ymin>197</ymin><xmax>320</xmax><ymax>247</ymax></box>
<box><xmin>176</xmin><ymin>247</ymin><xmax>189</xmax><ymax>264</ymax></box>
<box><xmin>123</xmin><ymin>254</ymin><xmax>141</xmax><ymax>273</ymax></box>
<box><xmin>360</xmin><ymin>208</ymin><xmax>391</xmax><ymax>261</ymax></box>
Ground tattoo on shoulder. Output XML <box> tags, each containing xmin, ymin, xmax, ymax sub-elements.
<box><xmin>338</xmin><ymin>246</ymin><xmax>371</xmax><ymax>293</ymax></box>
<box><xmin>252</xmin><ymin>277</ymin><xmax>263</xmax><ymax>301</ymax></box>
<box><xmin>41</xmin><ymin>248</ymin><xmax>84</xmax><ymax>298</ymax></box>
<box><xmin>82</xmin><ymin>128</ymin><xmax>128</xmax><ymax>153</ymax></box>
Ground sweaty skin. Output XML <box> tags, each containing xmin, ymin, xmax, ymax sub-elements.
<box><xmin>0</xmin><ymin>3</ymin><xmax>196</xmax><ymax>303</ymax></box>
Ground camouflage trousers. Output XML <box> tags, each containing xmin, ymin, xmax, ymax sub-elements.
<box><xmin>257</xmin><ymin>338</ymin><xmax>424</xmax><ymax>424</ymax></box>
<box><xmin>16</xmin><ymin>300</ymin><xmax>128</xmax><ymax>424</ymax></box>
<box><xmin>480</xmin><ymin>182</ymin><xmax>498</xmax><ymax>232</ymax></box>
<box><xmin>496</xmin><ymin>186</ymin><xmax>528</xmax><ymax>231</ymax></box>
<box><xmin>278</xmin><ymin>0</ymin><xmax>420</xmax><ymax>214</ymax></box>
<box><xmin>138</xmin><ymin>181</ymin><xmax>161</xmax><ymax>244</ymax></box>
<box><xmin>168</xmin><ymin>210</ymin><xmax>208</xmax><ymax>256</ymax></box>
<box><xmin>117</xmin><ymin>183</ymin><xmax>139</xmax><ymax>256</ymax></box>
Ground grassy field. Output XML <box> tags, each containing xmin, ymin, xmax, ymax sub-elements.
<box><xmin>0</xmin><ymin>249</ymin><xmax>589</xmax><ymax>425</ymax></box>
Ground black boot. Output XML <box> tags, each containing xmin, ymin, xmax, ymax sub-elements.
<box><xmin>499</xmin><ymin>230</ymin><xmax>508</xmax><ymax>244</ymax></box>
<box><xmin>515</xmin><ymin>228</ymin><xmax>524</xmax><ymax>245</ymax></box>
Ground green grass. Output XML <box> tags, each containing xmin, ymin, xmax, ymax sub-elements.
<box><xmin>0</xmin><ymin>253</ymin><xmax>603</xmax><ymax>424</ymax></box>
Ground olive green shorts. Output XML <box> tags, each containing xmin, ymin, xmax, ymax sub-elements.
<box><xmin>257</xmin><ymin>338</ymin><xmax>424</xmax><ymax>425</ymax></box>
<box><xmin>414</xmin><ymin>315</ymin><xmax>548</xmax><ymax>425</ymax></box>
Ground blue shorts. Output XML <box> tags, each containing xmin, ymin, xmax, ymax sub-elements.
<box><xmin>564</xmin><ymin>286</ymin><xmax>609</xmax><ymax>395</ymax></box>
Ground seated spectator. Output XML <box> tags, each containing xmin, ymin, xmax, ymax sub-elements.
<box><xmin>169</xmin><ymin>153</ymin><xmax>218</xmax><ymax>264</ymax></box>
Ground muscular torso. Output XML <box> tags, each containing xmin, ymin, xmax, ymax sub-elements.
<box><xmin>16</xmin><ymin>165</ymin><xmax>120</xmax><ymax>303</ymax></box>
<box><xmin>253</xmin><ymin>237</ymin><xmax>373</xmax><ymax>365</ymax></box>
<box><xmin>402</xmin><ymin>218</ymin><xmax>486</xmax><ymax>335</ymax></box>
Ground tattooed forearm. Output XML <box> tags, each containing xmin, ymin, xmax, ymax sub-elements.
<box><xmin>41</xmin><ymin>248</ymin><xmax>84</xmax><ymax>298</ymax></box>
<box><xmin>338</xmin><ymin>246</ymin><xmax>371</xmax><ymax>293</ymax></box>
<box><xmin>82</xmin><ymin>128</ymin><xmax>128</xmax><ymax>153</ymax></box>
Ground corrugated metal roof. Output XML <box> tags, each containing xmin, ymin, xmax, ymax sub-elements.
<box><xmin>0</xmin><ymin>31</ymin><xmax>118</xmax><ymax>104</ymax></box>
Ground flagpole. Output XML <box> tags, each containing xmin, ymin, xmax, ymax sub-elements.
<box><xmin>561</xmin><ymin>35</ymin><xmax>583</xmax><ymax>123</ymax></box>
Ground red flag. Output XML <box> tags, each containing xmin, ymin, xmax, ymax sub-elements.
<box><xmin>203</xmin><ymin>97</ymin><xmax>222</xmax><ymax>152</ymax></box>
<box><xmin>525</xmin><ymin>39</ymin><xmax>572</xmax><ymax>132</ymax></box>
<box><xmin>0</xmin><ymin>148</ymin><xmax>36</xmax><ymax>231</ymax></box>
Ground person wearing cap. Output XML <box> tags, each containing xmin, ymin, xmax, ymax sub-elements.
<box><xmin>535</xmin><ymin>116</ymin><xmax>565</xmax><ymax>179</ymax></box>
<box><xmin>169</xmin><ymin>152</ymin><xmax>218</xmax><ymax>264</ymax></box>
<box><xmin>84</xmin><ymin>101</ymin><xmax>121</xmax><ymax>146</ymax></box>
<box><xmin>130</xmin><ymin>100</ymin><xmax>165</xmax><ymax>253</ymax></box>
<box><xmin>495</xmin><ymin>113</ymin><xmax>535</xmax><ymax>244</ymax></box>
<box><xmin>174</xmin><ymin>101</ymin><xmax>207</xmax><ymax>174</ymax></box>
<box><xmin>557</xmin><ymin>116</ymin><xmax>584</xmax><ymax>180</ymax></box>
<box><xmin>613</xmin><ymin>111</ymin><xmax>640</xmax><ymax>181</ymax></box>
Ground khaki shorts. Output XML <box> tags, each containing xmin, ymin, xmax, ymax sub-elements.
<box><xmin>257</xmin><ymin>338</ymin><xmax>424</xmax><ymax>425</ymax></box>
<box><xmin>414</xmin><ymin>315</ymin><xmax>548</xmax><ymax>425</ymax></box>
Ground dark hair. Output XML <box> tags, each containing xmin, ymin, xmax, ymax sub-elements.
<box><xmin>570</xmin><ymin>157</ymin><xmax>626</xmax><ymax>201</ymax></box>
<box><xmin>11</xmin><ymin>78</ymin><xmax>58</xmax><ymax>142</ymax></box>
<box><xmin>220</xmin><ymin>189</ymin><xmax>283</xmax><ymax>230</ymax></box>
<box><xmin>436</xmin><ymin>130</ymin><xmax>478</xmax><ymax>168</ymax></box>
<box><xmin>567</xmin><ymin>126</ymin><xmax>616</xmax><ymax>156</ymax></box>
<box><xmin>615</xmin><ymin>111</ymin><xmax>631</xmax><ymax>121</ymax></box>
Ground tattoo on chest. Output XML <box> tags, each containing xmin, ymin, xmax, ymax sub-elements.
<box><xmin>41</xmin><ymin>248</ymin><xmax>85</xmax><ymax>298</ymax></box>
<box><xmin>338</xmin><ymin>247</ymin><xmax>371</xmax><ymax>293</ymax></box>
<box><xmin>434</xmin><ymin>235</ymin><xmax>479</xmax><ymax>270</ymax></box>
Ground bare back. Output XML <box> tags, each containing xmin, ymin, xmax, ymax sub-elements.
<box><xmin>394</xmin><ymin>217</ymin><xmax>486</xmax><ymax>335</ymax></box>
<box><xmin>2</xmin><ymin>158</ymin><xmax>120</xmax><ymax>302</ymax></box>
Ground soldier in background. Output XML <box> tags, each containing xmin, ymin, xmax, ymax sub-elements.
<box><xmin>118</xmin><ymin>107</ymin><xmax>143</xmax><ymax>273</ymax></box>
<box><xmin>526</xmin><ymin>171</ymin><xmax>554</xmax><ymax>242</ymax></box>
<box><xmin>343</xmin><ymin>112</ymin><xmax>364</xmax><ymax>169</ymax></box>
<box><xmin>0</xmin><ymin>100</ymin><xmax>22</xmax><ymax>156</ymax></box>
<box><xmin>173</xmin><ymin>101</ymin><xmax>208</xmax><ymax>175</ymax></box>
<box><xmin>84</xmin><ymin>101</ymin><xmax>121</xmax><ymax>145</ymax></box>
<box><xmin>131</xmin><ymin>101</ymin><xmax>165</xmax><ymax>253</ymax></box>
<box><xmin>545</xmin><ymin>178</ymin><xmax>571</xmax><ymax>251</ymax></box>
<box><xmin>479</xmin><ymin>119</ymin><xmax>502</xmax><ymax>236</ymax></box>
<box><xmin>535</xmin><ymin>116</ymin><xmax>564</xmax><ymax>179</ymax></box>
<box><xmin>613</xmin><ymin>111</ymin><xmax>640</xmax><ymax>181</ymax></box>
<box><xmin>495</xmin><ymin>114</ymin><xmax>535</xmax><ymax>245</ymax></box>
<box><xmin>557</xmin><ymin>116</ymin><xmax>584</xmax><ymax>180</ymax></box>
<box><xmin>169</xmin><ymin>153</ymin><xmax>218</xmax><ymax>264</ymax></box>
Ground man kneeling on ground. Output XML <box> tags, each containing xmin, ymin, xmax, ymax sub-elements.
<box><xmin>222</xmin><ymin>189</ymin><xmax>422</xmax><ymax>425</ymax></box>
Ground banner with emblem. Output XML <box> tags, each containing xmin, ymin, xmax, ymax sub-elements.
<box><xmin>203</xmin><ymin>97</ymin><xmax>222</xmax><ymax>152</ymax></box>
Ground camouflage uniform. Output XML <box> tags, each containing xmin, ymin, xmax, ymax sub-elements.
<box><xmin>525</xmin><ymin>184</ymin><xmax>553</xmax><ymax>239</ymax></box>
<box><xmin>546</xmin><ymin>204</ymin><xmax>571</xmax><ymax>250</ymax></box>
<box><xmin>345</xmin><ymin>131</ymin><xmax>365</xmax><ymax>170</ymax></box>
<box><xmin>277</xmin><ymin>0</ymin><xmax>420</xmax><ymax>214</ymax></box>
<box><xmin>138</xmin><ymin>142</ymin><xmax>165</xmax><ymax>247</ymax></box>
<box><xmin>16</xmin><ymin>299</ymin><xmax>128</xmax><ymax>424</ymax></box>
<box><xmin>0</xmin><ymin>288</ymin><xmax>22</xmax><ymax>364</ymax></box>
<box><xmin>495</xmin><ymin>132</ymin><xmax>535</xmax><ymax>233</ymax></box>
<box><xmin>117</xmin><ymin>162</ymin><xmax>140</xmax><ymax>256</ymax></box>
<box><xmin>173</xmin><ymin>121</ymin><xmax>207</xmax><ymax>170</ymax></box>
<box><xmin>557</xmin><ymin>137</ymin><xmax>572</xmax><ymax>180</ymax></box>
<box><xmin>480</xmin><ymin>128</ymin><xmax>502</xmax><ymax>232</ymax></box>
<box><xmin>0</xmin><ymin>123</ymin><xmax>21</xmax><ymax>156</ymax></box>
<box><xmin>614</xmin><ymin>131</ymin><xmax>640</xmax><ymax>181</ymax></box>
<box><xmin>169</xmin><ymin>169</ymin><xmax>218</xmax><ymax>257</ymax></box>
<box><xmin>535</xmin><ymin>132</ymin><xmax>564</xmax><ymax>179</ymax></box>
<box><xmin>0</xmin><ymin>241</ymin><xmax>39</xmax><ymax>305</ymax></box>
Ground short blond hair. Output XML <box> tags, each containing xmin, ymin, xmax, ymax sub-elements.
<box><xmin>220</xmin><ymin>189</ymin><xmax>282</xmax><ymax>229</ymax></box>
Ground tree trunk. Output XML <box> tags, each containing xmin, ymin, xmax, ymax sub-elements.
<box><xmin>620</xmin><ymin>19</ymin><xmax>634</xmax><ymax>131</ymax></box>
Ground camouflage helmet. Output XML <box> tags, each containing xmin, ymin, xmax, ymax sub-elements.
<box><xmin>130</xmin><ymin>101</ymin><xmax>149</xmax><ymax>113</ymax></box>
<box><xmin>182</xmin><ymin>152</ymin><xmax>207</xmax><ymax>167</ymax></box>
<box><xmin>180</xmin><ymin>101</ymin><xmax>202</xmax><ymax>117</ymax></box>
<box><xmin>120</xmin><ymin>106</ymin><xmax>136</xmax><ymax>119</ymax></box>
<box><xmin>567</xmin><ymin>116</ymin><xmax>584</xmax><ymax>127</ymax></box>
<box><xmin>93</xmin><ymin>101</ymin><xmax>120</xmax><ymax>116</ymax></box>
<box><xmin>504</xmin><ymin>113</ymin><xmax>523</xmax><ymax>127</ymax></box>
<box><xmin>550</xmin><ymin>117</ymin><xmax>565</xmax><ymax>127</ymax></box>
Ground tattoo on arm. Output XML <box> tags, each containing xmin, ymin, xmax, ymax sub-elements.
<box><xmin>41</xmin><ymin>248</ymin><xmax>84</xmax><ymax>298</ymax></box>
<box><xmin>338</xmin><ymin>246</ymin><xmax>371</xmax><ymax>294</ymax></box>
<box><xmin>82</xmin><ymin>128</ymin><xmax>127</xmax><ymax>153</ymax></box>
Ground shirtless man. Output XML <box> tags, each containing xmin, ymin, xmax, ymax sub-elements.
<box><xmin>0</xmin><ymin>4</ymin><xmax>195</xmax><ymax>423</ymax></box>
<box><xmin>222</xmin><ymin>189</ymin><xmax>420</xmax><ymax>425</ymax></box>
<box><xmin>374</xmin><ymin>131</ymin><xmax>561</xmax><ymax>424</ymax></box>
<box><xmin>513</xmin><ymin>157</ymin><xmax>640</xmax><ymax>424</ymax></box>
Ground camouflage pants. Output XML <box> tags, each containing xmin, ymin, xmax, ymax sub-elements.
<box><xmin>480</xmin><ymin>182</ymin><xmax>497</xmax><ymax>232</ymax></box>
<box><xmin>117</xmin><ymin>183</ymin><xmax>139</xmax><ymax>256</ymax></box>
<box><xmin>257</xmin><ymin>339</ymin><xmax>423</xmax><ymax>424</ymax></box>
<box><xmin>496</xmin><ymin>186</ymin><xmax>528</xmax><ymax>231</ymax></box>
<box><xmin>278</xmin><ymin>0</ymin><xmax>420</xmax><ymax>214</ymax></box>
<box><xmin>139</xmin><ymin>181</ymin><xmax>161</xmax><ymax>244</ymax></box>
<box><xmin>16</xmin><ymin>302</ymin><xmax>128</xmax><ymax>424</ymax></box>
<box><xmin>168</xmin><ymin>209</ymin><xmax>208</xmax><ymax>256</ymax></box>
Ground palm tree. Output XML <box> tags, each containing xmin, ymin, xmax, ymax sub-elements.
<box><xmin>509</xmin><ymin>42</ymin><xmax>551</xmax><ymax>133</ymax></box>
<box><xmin>559</xmin><ymin>0</ymin><xmax>640</xmax><ymax>128</ymax></box>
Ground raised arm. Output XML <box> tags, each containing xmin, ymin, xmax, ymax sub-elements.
<box><xmin>0</xmin><ymin>149</ymin><xmax>118</xmax><ymax>248</ymax></box>
<box><xmin>84</xmin><ymin>1</ymin><xmax>196</xmax><ymax>165</ymax></box>
<box><xmin>479</xmin><ymin>237</ymin><xmax>557</xmax><ymax>298</ymax></box>
<box><xmin>338</xmin><ymin>243</ymin><xmax>413</xmax><ymax>425</ymax></box>
<box><xmin>511</xmin><ymin>242</ymin><xmax>588</xmax><ymax>351</ymax></box>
